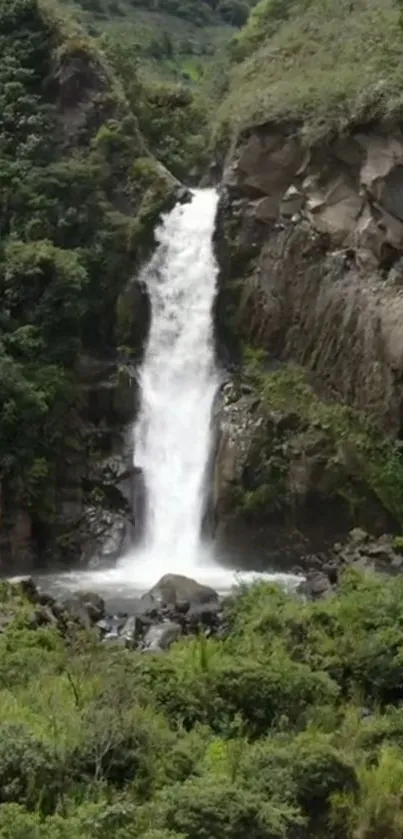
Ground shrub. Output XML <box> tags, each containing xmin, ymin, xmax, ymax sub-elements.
<box><xmin>0</xmin><ymin>724</ymin><xmax>64</xmax><ymax>814</ymax></box>
<box><xmin>151</xmin><ymin>777</ymin><xmax>302</xmax><ymax>839</ymax></box>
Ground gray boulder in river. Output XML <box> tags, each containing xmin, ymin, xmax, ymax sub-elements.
<box><xmin>144</xmin><ymin>573</ymin><xmax>219</xmax><ymax>610</ymax></box>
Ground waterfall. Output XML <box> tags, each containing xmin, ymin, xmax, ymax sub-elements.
<box><xmin>36</xmin><ymin>188</ymin><xmax>303</xmax><ymax>598</ymax></box>
<box><xmin>119</xmin><ymin>189</ymin><xmax>220</xmax><ymax>583</ymax></box>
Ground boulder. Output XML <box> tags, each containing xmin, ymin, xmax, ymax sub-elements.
<box><xmin>28</xmin><ymin>605</ymin><xmax>58</xmax><ymax>629</ymax></box>
<box><xmin>61</xmin><ymin>596</ymin><xmax>93</xmax><ymax>629</ymax></box>
<box><xmin>142</xmin><ymin>621</ymin><xmax>182</xmax><ymax>652</ymax></box>
<box><xmin>333</xmin><ymin>532</ymin><xmax>402</xmax><ymax>574</ymax></box>
<box><xmin>61</xmin><ymin>593</ymin><xmax>105</xmax><ymax>629</ymax></box>
<box><xmin>97</xmin><ymin>614</ymin><xmax>128</xmax><ymax>635</ymax></box>
<box><xmin>349</xmin><ymin>528</ymin><xmax>369</xmax><ymax>546</ymax></box>
<box><xmin>145</xmin><ymin>574</ymin><xmax>218</xmax><ymax>609</ymax></box>
<box><xmin>120</xmin><ymin>615</ymin><xmax>140</xmax><ymax>646</ymax></box>
<box><xmin>187</xmin><ymin>601</ymin><xmax>221</xmax><ymax>628</ymax></box>
<box><xmin>322</xmin><ymin>562</ymin><xmax>339</xmax><ymax>585</ymax></box>
<box><xmin>280</xmin><ymin>185</ymin><xmax>304</xmax><ymax>218</ymax></box>
<box><xmin>75</xmin><ymin>591</ymin><xmax>105</xmax><ymax>623</ymax></box>
<box><xmin>299</xmin><ymin>571</ymin><xmax>333</xmax><ymax>600</ymax></box>
<box><xmin>18</xmin><ymin>577</ymin><xmax>40</xmax><ymax>603</ymax></box>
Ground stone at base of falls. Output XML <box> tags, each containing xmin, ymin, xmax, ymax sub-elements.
<box><xmin>145</xmin><ymin>574</ymin><xmax>219</xmax><ymax>610</ymax></box>
<box><xmin>298</xmin><ymin>572</ymin><xmax>333</xmax><ymax>601</ymax></box>
<box><xmin>10</xmin><ymin>574</ymin><xmax>223</xmax><ymax>651</ymax></box>
<box><xmin>142</xmin><ymin>621</ymin><xmax>182</xmax><ymax>652</ymax></box>
<box><xmin>16</xmin><ymin>578</ymin><xmax>107</xmax><ymax>631</ymax></box>
<box><xmin>75</xmin><ymin>592</ymin><xmax>105</xmax><ymax>622</ymax></box>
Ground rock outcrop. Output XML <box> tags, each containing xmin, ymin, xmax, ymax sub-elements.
<box><xmin>212</xmin><ymin>120</ymin><xmax>403</xmax><ymax>568</ymax></box>
<box><xmin>215</xmin><ymin>121</ymin><xmax>403</xmax><ymax>435</ymax></box>
<box><xmin>16</xmin><ymin>574</ymin><xmax>223</xmax><ymax>652</ymax></box>
<box><xmin>299</xmin><ymin>529</ymin><xmax>403</xmax><ymax>600</ymax></box>
<box><xmin>212</xmin><ymin>377</ymin><xmax>397</xmax><ymax>570</ymax></box>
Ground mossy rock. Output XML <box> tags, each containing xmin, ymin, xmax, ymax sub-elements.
<box><xmin>213</xmin><ymin>363</ymin><xmax>402</xmax><ymax>566</ymax></box>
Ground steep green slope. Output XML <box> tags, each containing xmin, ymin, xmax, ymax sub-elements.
<box><xmin>216</xmin><ymin>0</ymin><xmax>403</xmax><ymax>143</ymax></box>
<box><xmin>99</xmin><ymin>29</ymin><xmax>212</xmax><ymax>179</ymax></box>
<box><xmin>0</xmin><ymin>0</ymin><xmax>178</xmax><ymax>569</ymax></box>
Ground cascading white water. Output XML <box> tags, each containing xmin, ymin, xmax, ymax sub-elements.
<box><xmin>37</xmin><ymin>188</ymin><xmax>303</xmax><ymax>598</ymax></box>
<box><xmin>120</xmin><ymin>188</ymin><xmax>220</xmax><ymax>582</ymax></box>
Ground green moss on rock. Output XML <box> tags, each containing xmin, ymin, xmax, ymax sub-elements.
<box><xmin>219</xmin><ymin>360</ymin><xmax>403</xmax><ymax>538</ymax></box>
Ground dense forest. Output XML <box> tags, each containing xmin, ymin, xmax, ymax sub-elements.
<box><xmin>0</xmin><ymin>0</ymin><xmax>208</xmax><ymax>569</ymax></box>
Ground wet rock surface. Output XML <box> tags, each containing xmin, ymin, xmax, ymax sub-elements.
<box><xmin>14</xmin><ymin>573</ymin><xmax>225</xmax><ymax>651</ymax></box>
<box><xmin>8</xmin><ymin>541</ymin><xmax>403</xmax><ymax>636</ymax></box>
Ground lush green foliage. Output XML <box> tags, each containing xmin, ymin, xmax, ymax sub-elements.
<box><xmin>100</xmin><ymin>30</ymin><xmax>210</xmax><ymax>180</ymax></box>
<box><xmin>216</xmin><ymin>0</ymin><xmax>403</xmax><ymax>143</ymax></box>
<box><xmin>0</xmin><ymin>0</ymin><xmax>175</xmax><ymax>559</ymax></box>
<box><xmin>63</xmin><ymin>0</ymin><xmax>254</xmax><ymax>31</ymax></box>
<box><xmin>58</xmin><ymin>0</ymin><xmax>251</xmax><ymax>91</ymax></box>
<box><xmin>2</xmin><ymin>572</ymin><xmax>403</xmax><ymax>837</ymax></box>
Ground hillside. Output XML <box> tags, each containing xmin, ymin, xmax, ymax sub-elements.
<box><xmin>0</xmin><ymin>0</ymin><xmax>182</xmax><ymax>571</ymax></box>
<box><xmin>58</xmin><ymin>0</ymin><xmax>255</xmax><ymax>85</ymax></box>
<box><xmin>5</xmin><ymin>3</ymin><xmax>403</xmax><ymax>839</ymax></box>
<box><xmin>215</xmin><ymin>0</ymin><xmax>403</xmax><ymax>144</ymax></box>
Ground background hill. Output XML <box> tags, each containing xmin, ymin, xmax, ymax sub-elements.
<box><xmin>58</xmin><ymin>0</ymin><xmax>256</xmax><ymax>85</ymax></box>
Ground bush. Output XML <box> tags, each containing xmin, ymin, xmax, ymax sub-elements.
<box><xmin>238</xmin><ymin>735</ymin><xmax>358</xmax><ymax>822</ymax></box>
<box><xmin>151</xmin><ymin>777</ymin><xmax>302</xmax><ymax>839</ymax></box>
<box><xmin>3</xmin><ymin>560</ymin><xmax>403</xmax><ymax>836</ymax></box>
<box><xmin>0</xmin><ymin>725</ymin><xmax>64</xmax><ymax>814</ymax></box>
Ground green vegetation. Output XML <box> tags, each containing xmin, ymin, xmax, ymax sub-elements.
<box><xmin>231</xmin><ymin>358</ymin><xmax>403</xmax><ymax>527</ymax></box>
<box><xmin>100</xmin><ymin>30</ymin><xmax>210</xmax><ymax>179</ymax></box>
<box><xmin>64</xmin><ymin>0</ymin><xmax>253</xmax><ymax>29</ymax></box>
<box><xmin>58</xmin><ymin>0</ymin><xmax>251</xmax><ymax>87</ymax></box>
<box><xmin>0</xmin><ymin>0</ymin><xmax>177</xmax><ymax>562</ymax></box>
<box><xmin>216</xmin><ymin>0</ymin><xmax>403</xmax><ymax>144</ymax></box>
<box><xmin>2</xmin><ymin>571</ymin><xmax>403</xmax><ymax>837</ymax></box>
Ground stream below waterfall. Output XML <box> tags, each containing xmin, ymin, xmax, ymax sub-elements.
<box><xmin>23</xmin><ymin>189</ymin><xmax>301</xmax><ymax>606</ymax></box>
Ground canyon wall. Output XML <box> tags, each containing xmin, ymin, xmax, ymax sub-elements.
<box><xmin>213</xmin><ymin>120</ymin><xmax>403</xmax><ymax>568</ymax></box>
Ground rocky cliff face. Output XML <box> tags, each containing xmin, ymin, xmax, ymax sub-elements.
<box><xmin>216</xmin><ymin>121</ymin><xmax>403</xmax><ymax>433</ymax></box>
<box><xmin>213</xmin><ymin>120</ymin><xmax>403</xmax><ymax>568</ymax></box>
